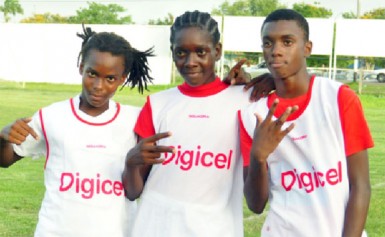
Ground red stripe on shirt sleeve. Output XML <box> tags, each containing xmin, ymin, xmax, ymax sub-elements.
<box><xmin>238</xmin><ymin>110</ymin><xmax>253</xmax><ymax>167</ymax></box>
<box><xmin>338</xmin><ymin>86</ymin><xmax>374</xmax><ymax>156</ymax></box>
<box><xmin>134</xmin><ymin>96</ymin><xmax>156</xmax><ymax>138</ymax></box>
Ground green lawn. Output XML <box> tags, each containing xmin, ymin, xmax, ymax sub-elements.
<box><xmin>0</xmin><ymin>80</ymin><xmax>384</xmax><ymax>236</ymax></box>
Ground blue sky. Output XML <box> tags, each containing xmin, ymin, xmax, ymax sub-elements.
<box><xmin>10</xmin><ymin>0</ymin><xmax>385</xmax><ymax>23</ymax></box>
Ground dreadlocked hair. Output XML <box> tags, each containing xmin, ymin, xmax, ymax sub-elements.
<box><xmin>77</xmin><ymin>24</ymin><xmax>154</xmax><ymax>94</ymax></box>
<box><xmin>170</xmin><ymin>10</ymin><xmax>220</xmax><ymax>46</ymax></box>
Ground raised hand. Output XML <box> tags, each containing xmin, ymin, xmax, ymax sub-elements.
<box><xmin>0</xmin><ymin>118</ymin><xmax>38</xmax><ymax>145</ymax></box>
<box><xmin>251</xmin><ymin>99</ymin><xmax>298</xmax><ymax>163</ymax></box>
<box><xmin>222</xmin><ymin>58</ymin><xmax>249</xmax><ymax>85</ymax></box>
<box><xmin>125</xmin><ymin>132</ymin><xmax>175</xmax><ymax>166</ymax></box>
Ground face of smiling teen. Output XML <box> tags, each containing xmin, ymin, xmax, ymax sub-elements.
<box><xmin>79</xmin><ymin>49</ymin><xmax>126</xmax><ymax>116</ymax></box>
<box><xmin>171</xmin><ymin>26</ymin><xmax>221</xmax><ymax>87</ymax></box>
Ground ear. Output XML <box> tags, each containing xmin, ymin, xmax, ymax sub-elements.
<box><xmin>79</xmin><ymin>64</ymin><xmax>84</xmax><ymax>75</ymax></box>
<box><xmin>304</xmin><ymin>40</ymin><xmax>312</xmax><ymax>58</ymax></box>
<box><xmin>215</xmin><ymin>42</ymin><xmax>222</xmax><ymax>61</ymax></box>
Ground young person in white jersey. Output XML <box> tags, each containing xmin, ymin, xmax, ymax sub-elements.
<box><xmin>239</xmin><ymin>9</ymin><xmax>374</xmax><ymax>237</ymax></box>
<box><xmin>121</xmin><ymin>10</ymin><xmax>268</xmax><ymax>237</ymax></box>
<box><xmin>0</xmin><ymin>25</ymin><xmax>156</xmax><ymax>237</ymax></box>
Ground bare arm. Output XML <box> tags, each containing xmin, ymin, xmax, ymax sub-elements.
<box><xmin>244</xmin><ymin>99</ymin><xmax>297</xmax><ymax>214</ymax></box>
<box><xmin>244</xmin><ymin>155</ymin><xmax>269</xmax><ymax>214</ymax></box>
<box><xmin>122</xmin><ymin>132</ymin><xmax>174</xmax><ymax>201</ymax></box>
<box><xmin>342</xmin><ymin>150</ymin><xmax>371</xmax><ymax>237</ymax></box>
<box><xmin>0</xmin><ymin>118</ymin><xmax>38</xmax><ymax>167</ymax></box>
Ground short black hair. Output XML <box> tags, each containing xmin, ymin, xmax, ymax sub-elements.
<box><xmin>77</xmin><ymin>24</ymin><xmax>154</xmax><ymax>93</ymax></box>
<box><xmin>262</xmin><ymin>9</ymin><xmax>309</xmax><ymax>41</ymax></box>
<box><xmin>170</xmin><ymin>10</ymin><xmax>220</xmax><ymax>46</ymax></box>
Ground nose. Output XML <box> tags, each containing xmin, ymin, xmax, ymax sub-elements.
<box><xmin>93</xmin><ymin>77</ymin><xmax>103</xmax><ymax>90</ymax></box>
<box><xmin>271</xmin><ymin>43</ymin><xmax>283</xmax><ymax>57</ymax></box>
<box><xmin>185</xmin><ymin>53</ymin><xmax>198</xmax><ymax>67</ymax></box>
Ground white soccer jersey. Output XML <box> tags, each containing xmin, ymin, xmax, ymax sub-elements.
<box><xmin>13</xmin><ymin>95</ymin><xmax>139</xmax><ymax>237</ymax></box>
<box><xmin>239</xmin><ymin>77</ymin><xmax>351</xmax><ymax>237</ymax></box>
<box><xmin>132</xmin><ymin>79</ymin><xmax>251</xmax><ymax>237</ymax></box>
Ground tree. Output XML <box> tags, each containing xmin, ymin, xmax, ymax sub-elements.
<box><xmin>0</xmin><ymin>0</ymin><xmax>23</xmax><ymax>22</ymax></box>
<box><xmin>68</xmin><ymin>2</ymin><xmax>133</xmax><ymax>24</ymax></box>
<box><xmin>292</xmin><ymin>3</ymin><xmax>332</xmax><ymax>18</ymax></box>
<box><xmin>361</xmin><ymin>8</ymin><xmax>385</xmax><ymax>19</ymax></box>
<box><xmin>211</xmin><ymin>0</ymin><xmax>285</xmax><ymax>17</ymax></box>
<box><xmin>342</xmin><ymin>11</ymin><xmax>357</xmax><ymax>19</ymax></box>
<box><xmin>20</xmin><ymin>13</ymin><xmax>69</xmax><ymax>23</ymax></box>
<box><xmin>148</xmin><ymin>13</ymin><xmax>174</xmax><ymax>25</ymax></box>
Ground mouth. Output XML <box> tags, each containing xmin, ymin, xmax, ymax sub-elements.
<box><xmin>89</xmin><ymin>94</ymin><xmax>104</xmax><ymax>103</ymax></box>
<box><xmin>182</xmin><ymin>71</ymin><xmax>203</xmax><ymax>79</ymax></box>
<box><xmin>269</xmin><ymin>61</ymin><xmax>286</xmax><ymax>69</ymax></box>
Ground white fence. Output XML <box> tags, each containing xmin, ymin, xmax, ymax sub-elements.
<box><xmin>0</xmin><ymin>24</ymin><xmax>172</xmax><ymax>85</ymax></box>
<box><xmin>1</xmin><ymin>18</ymin><xmax>385</xmax><ymax>84</ymax></box>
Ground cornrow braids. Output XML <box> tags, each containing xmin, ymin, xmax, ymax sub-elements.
<box><xmin>170</xmin><ymin>10</ymin><xmax>220</xmax><ymax>46</ymax></box>
<box><xmin>77</xmin><ymin>24</ymin><xmax>154</xmax><ymax>94</ymax></box>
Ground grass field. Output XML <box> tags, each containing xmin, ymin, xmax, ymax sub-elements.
<box><xmin>0</xmin><ymin>79</ymin><xmax>384</xmax><ymax>236</ymax></box>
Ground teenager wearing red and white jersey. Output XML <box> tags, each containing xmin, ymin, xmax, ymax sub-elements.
<box><xmin>122</xmin><ymin>10</ymin><xmax>257</xmax><ymax>237</ymax></box>
<box><xmin>240</xmin><ymin>9</ymin><xmax>374</xmax><ymax>237</ymax></box>
<box><xmin>0</xmin><ymin>25</ymin><xmax>155</xmax><ymax>237</ymax></box>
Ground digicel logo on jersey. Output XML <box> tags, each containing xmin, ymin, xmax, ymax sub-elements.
<box><xmin>163</xmin><ymin>145</ymin><xmax>233</xmax><ymax>171</ymax></box>
<box><xmin>59</xmin><ymin>172</ymin><xmax>124</xmax><ymax>199</ymax></box>
<box><xmin>281</xmin><ymin>161</ymin><xmax>342</xmax><ymax>193</ymax></box>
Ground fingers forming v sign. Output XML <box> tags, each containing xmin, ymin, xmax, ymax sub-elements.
<box><xmin>126</xmin><ymin>132</ymin><xmax>175</xmax><ymax>166</ymax></box>
<box><xmin>251</xmin><ymin>99</ymin><xmax>298</xmax><ymax>163</ymax></box>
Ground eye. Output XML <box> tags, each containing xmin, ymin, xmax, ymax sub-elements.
<box><xmin>106</xmin><ymin>76</ymin><xmax>117</xmax><ymax>82</ymax></box>
<box><xmin>196</xmin><ymin>48</ymin><xmax>206</xmax><ymax>56</ymax></box>
<box><xmin>283</xmin><ymin>39</ymin><xmax>293</xmax><ymax>46</ymax></box>
<box><xmin>262</xmin><ymin>40</ymin><xmax>272</xmax><ymax>48</ymax></box>
<box><xmin>174</xmin><ymin>49</ymin><xmax>186</xmax><ymax>57</ymax></box>
<box><xmin>87</xmin><ymin>71</ymin><xmax>97</xmax><ymax>77</ymax></box>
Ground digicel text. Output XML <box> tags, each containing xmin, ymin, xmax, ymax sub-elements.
<box><xmin>163</xmin><ymin>145</ymin><xmax>233</xmax><ymax>171</ymax></box>
<box><xmin>59</xmin><ymin>172</ymin><xmax>124</xmax><ymax>199</ymax></box>
<box><xmin>281</xmin><ymin>161</ymin><xmax>342</xmax><ymax>193</ymax></box>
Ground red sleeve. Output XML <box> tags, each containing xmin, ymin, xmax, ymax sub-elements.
<box><xmin>338</xmin><ymin>86</ymin><xmax>374</xmax><ymax>156</ymax></box>
<box><xmin>238</xmin><ymin>110</ymin><xmax>253</xmax><ymax>167</ymax></box>
<box><xmin>134</xmin><ymin>96</ymin><xmax>156</xmax><ymax>138</ymax></box>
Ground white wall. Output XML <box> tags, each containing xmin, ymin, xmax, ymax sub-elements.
<box><xmin>1</xmin><ymin>18</ymin><xmax>384</xmax><ymax>84</ymax></box>
<box><xmin>0</xmin><ymin>23</ymin><xmax>172</xmax><ymax>85</ymax></box>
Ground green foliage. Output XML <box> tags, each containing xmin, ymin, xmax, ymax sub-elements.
<box><xmin>343</xmin><ymin>7</ymin><xmax>385</xmax><ymax>19</ymax></box>
<box><xmin>211</xmin><ymin>0</ymin><xmax>285</xmax><ymax>16</ymax></box>
<box><xmin>0</xmin><ymin>0</ymin><xmax>23</xmax><ymax>22</ymax></box>
<box><xmin>342</xmin><ymin>11</ymin><xmax>357</xmax><ymax>19</ymax></box>
<box><xmin>361</xmin><ymin>8</ymin><xmax>385</xmax><ymax>19</ymax></box>
<box><xmin>68</xmin><ymin>2</ymin><xmax>133</xmax><ymax>24</ymax></box>
<box><xmin>20</xmin><ymin>13</ymin><xmax>69</xmax><ymax>23</ymax></box>
<box><xmin>292</xmin><ymin>2</ymin><xmax>332</xmax><ymax>18</ymax></box>
<box><xmin>148</xmin><ymin>13</ymin><xmax>174</xmax><ymax>25</ymax></box>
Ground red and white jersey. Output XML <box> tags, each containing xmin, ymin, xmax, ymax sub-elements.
<box><xmin>13</xmin><ymin>95</ymin><xmax>139</xmax><ymax>237</ymax></box>
<box><xmin>239</xmin><ymin>76</ymin><xmax>374</xmax><ymax>237</ymax></box>
<box><xmin>132</xmin><ymin>79</ymin><xmax>251</xmax><ymax>237</ymax></box>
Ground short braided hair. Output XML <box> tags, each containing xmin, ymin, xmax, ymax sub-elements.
<box><xmin>170</xmin><ymin>10</ymin><xmax>220</xmax><ymax>46</ymax></box>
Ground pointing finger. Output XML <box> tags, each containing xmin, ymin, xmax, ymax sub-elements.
<box><xmin>142</xmin><ymin>132</ymin><xmax>172</xmax><ymax>144</ymax></box>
